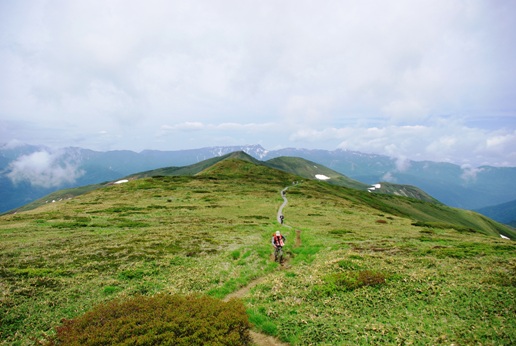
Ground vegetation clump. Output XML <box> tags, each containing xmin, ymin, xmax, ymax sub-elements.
<box><xmin>314</xmin><ymin>270</ymin><xmax>387</xmax><ymax>296</ymax></box>
<box><xmin>44</xmin><ymin>294</ymin><xmax>251</xmax><ymax>346</ymax></box>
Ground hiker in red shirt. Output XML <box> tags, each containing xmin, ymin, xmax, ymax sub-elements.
<box><xmin>272</xmin><ymin>231</ymin><xmax>285</xmax><ymax>263</ymax></box>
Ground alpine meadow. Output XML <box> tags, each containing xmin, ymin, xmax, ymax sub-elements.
<box><xmin>1</xmin><ymin>153</ymin><xmax>515</xmax><ymax>345</ymax></box>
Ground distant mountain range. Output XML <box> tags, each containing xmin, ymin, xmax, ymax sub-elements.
<box><xmin>2</xmin><ymin>144</ymin><xmax>516</xmax><ymax>224</ymax></box>
<box><xmin>475</xmin><ymin>200</ymin><xmax>516</xmax><ymax>228</ymax></box>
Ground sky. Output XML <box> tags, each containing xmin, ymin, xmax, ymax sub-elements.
<box><xmin>1</xmin><ymin>0</ymin><xmax>515</xmax><ymax>168</ymax></box>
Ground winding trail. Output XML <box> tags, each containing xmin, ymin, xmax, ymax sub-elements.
<box><xmin>222</xmin><ymin>187</ymin><xmax>293</xmax><ymax>346</ymax></box>
<box><xmin>277</xmin><ymin>187</ymin><xmax>289</xmax><ymax>225</ymax></box>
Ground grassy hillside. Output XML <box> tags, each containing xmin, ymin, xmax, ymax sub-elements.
<box><xmin>1</xmin><ymin>158</ymin><xmax>515</xmax><ymax>345</ymax></box>
<box><xmin>3</xmin><ymin>151</ymin><xmax>438</xmax><ymax>215</ymax></box>
<box><xmin>7</xmin><ymin>183</ymin><xmax>107</xmax><ymax>214</ymax></box>
<box><xmin>370</xmin><ymin>181</ymin><xmax>442</xmax><ymax>204</ymax></box>
<box><xmin>266</xmin><ymin>156</ymin><xmax>369</xmax><ymax>190</ymax></box>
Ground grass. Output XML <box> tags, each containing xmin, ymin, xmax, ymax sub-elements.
<box><xmin>1</xmin><ymin>161</ymin><xmax>515</xmax><ymax>345</ymax></box>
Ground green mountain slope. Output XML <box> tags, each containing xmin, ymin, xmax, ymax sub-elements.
<box><xmin>5</xmin><ymin>151</ymin><xmax>435</xmax><ymax>214</ymax></box>
<box><xmin>369</xmin><ymin>181</ymin><xmax>442</xmax><ymax>204</ymax></box>
<box><xmin>266</xmin><ymin>156</ymin><xmax>369</xmax><ymax>190</ymax></box>
<box><xmin>1</xmin><ymin>158</ymin><xmax>515</xmax><ymax>345</ymax></box>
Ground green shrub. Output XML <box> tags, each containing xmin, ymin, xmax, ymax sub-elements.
<box><xmin>118</xmin><ymin>269</ymin><xmax>145</xmax><ymax>280</ymax></box>
<box><xmin>337</xmin><ymin>259</ymin><xmax>361</xmax><ymax>270</ymax></box>
<box><xmin>329</xmin><ymin>229</ymin><xmax>353</xmax><ymax>236</ymax></box>
<box><xmin>231</xmin><ymin>250</ymin><xmax>241</xmax><ymax>260</ymax></box>
<box><xmin>45</xmin><ymin>294</ymin><xmax>251</xmax><ymax>345</ymax></box>
<box><xmin>102</xmin><ymin>285</ymin><xmax>120</xmax><ymax>295</ymax></box>
<box><xmin>313</xmin><ymin>270</ymin><xmax>387</xmax><ymax>296</ymax></box>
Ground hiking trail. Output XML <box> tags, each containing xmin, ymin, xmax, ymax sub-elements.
<box><xmin>222</xmin><ymin>187</ymin><xmax>294</xmax><ymax>346</ymax></box>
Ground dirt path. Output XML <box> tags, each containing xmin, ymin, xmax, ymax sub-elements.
<box><xmin>223</xmin><ymin>277</ymin><xmax>267</xmax><ymax>302</ymax></box>
<box><xmin>222</xmin><ymin>188</ymin><xmax>294</xmax><ymax>346</ymax></box>
<box><xmin>223</xmin><ymin>277</ymin><xmax>289</xmax><ymax>346</ymax></box>
<box><xmin>277</xmin><ymin>187</ymin><xmax>289</xmax><ymax>225</ymax></box>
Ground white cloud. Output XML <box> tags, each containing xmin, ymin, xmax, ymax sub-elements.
<box><xmin>460</xmin><ymin>164</ymin><xmax>484</xmax><ymax>182</ymax></box>
<box><xmin>160</xmin><ymin>121</ymin><xmax>276</xmax><ymax>133</ymax></box>
<box><xmin>6</xmin><ymin>150</ymin><xmax>85</xmax><ymax>188</ymax></box>
<box><xmin>161</xmin><ymin>122</ymin><xmax>205</xmax><ymax>132</ymax></box>
<box><xmin>0</xmin><ymin>0</ymin><xmax>514</xmax><ymax>165</ymax></box>
<box><xmin>382</xmin><ymin>99</ymin><xmax>430</xmax><ymax>123</ymax></box>
<box><xmin>289</xmin><ymin>120</ymin><xmax>516</xmax><ymax>167</ymax></box>
<box><xmin>381</xmin><ymin>172</ymin><xmax>396</xmax><ymax>183</ymax></box>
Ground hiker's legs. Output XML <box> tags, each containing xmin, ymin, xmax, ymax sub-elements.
<box><xmin>274</xmin><ymin>247</ymin><xmax>283</xmax><ymax>263</ymax></box>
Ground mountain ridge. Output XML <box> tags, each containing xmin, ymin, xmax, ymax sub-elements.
<box><xmin>2</xmin><ymin>143</ymin><xmax>515</xmax><ymax>213</ymax></box>
<box><xmin>7</xmin><ymin>152</ymin><xmax>514</xmax><ymax>240</ymax></box>
<box><xmin>475</xmin><ymin>199</ymin><xmax>516</xmax><ymax>227</ymax></box>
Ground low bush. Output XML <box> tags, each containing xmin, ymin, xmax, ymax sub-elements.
<box><xmin>44</xmin><ymin>294</ymin><xmax>251</xmax><ymax>346</ymax></box>
<box><xmin>231</xmin><ymin>250</ymin><xmax>241</xmax><ymax>260</ymax></box>
<box><xmin>337</xmin><ymin>259</ymin><xmax>361</xmax><ymax>270</ymax></box>
<box><xmin>329</xmin><ymin>229</ymin><xmax>353</xmax><ymax>236</ymax></box>
<box><xmin>313</xmin><ymin>270</ymin><xmax>387</xmax><ymax>296</ymax></box>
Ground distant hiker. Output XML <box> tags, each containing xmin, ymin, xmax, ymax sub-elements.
<box><xmin>279</xmin><ymin>214</ymin><xmax>284</xmax><ymax>224</ymax></box>
<box><xmin>272</xmin><ymin>231</ymin><xmax>285</xmax><ymax>263</ymax></box>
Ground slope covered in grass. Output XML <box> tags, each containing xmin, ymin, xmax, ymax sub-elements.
<box><xmin>1</xmin><ymin>158</ymin><xmax>515</xmax><ymax>345</ymax></box>
<box><xmin>266</xmin><ymin>156</ymin><xmax>369</xmax><ymax>190</ymax></box>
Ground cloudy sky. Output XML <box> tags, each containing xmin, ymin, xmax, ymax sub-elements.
<box><xmin>1</xmin><ymin>0</ymin><xmax>515</xmax><ymax>167</ymax></box>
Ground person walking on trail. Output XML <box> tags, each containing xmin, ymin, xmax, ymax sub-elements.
<box><xmin>272</xmin><ymin>231</ymin><xmax>286</xmax><ymax>263</ymax></box>
<box><xmin>279</xmin><ymin>214</ymin><xmax>284</xmax><ymax>224</ymax></box>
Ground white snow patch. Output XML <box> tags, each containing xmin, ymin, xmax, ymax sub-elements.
<box><xmin>315</xmin><ymin>174</ymin><xmax>330</xmax><ymax>180</ymax></box>
<box><xmin>367</xmin><ymin>183</ymin><xmax>381</xmax><ymax>192</ymax></box>
<box><xmin>500</xmin><ymin>234</ymin><xmax>510</xmax><ymax>240</ymax></box>
<box><xmin>114</xmin><ymin>179</ymin><xmax>129</xmax><ymax>184</ymax></box>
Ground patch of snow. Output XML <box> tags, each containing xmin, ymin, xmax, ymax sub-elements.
<box><xmin>367</xmin><ymin>183</ymin><xmax>381</xmax><ymax>192</ymax></box>
<box><xmin>114</xmin><ymin>179</ymin><xmax>129</xmax><ymax>184</ymax></box>
<box><xmin>500</xmin><ymin>234</ymin><xmax>510</xmax><ymax>240</ymax></box>
<box><xmin>315</xmin><ymin>174</ymin><xmax>330</xmax><ymax>180</ymax></box>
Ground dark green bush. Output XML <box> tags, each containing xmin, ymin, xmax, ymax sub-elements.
<box><xmin>45</xmin><ymin>294</ymin><xmax>251</xmax><ymax>345</ymax></box>
<box><xmin>337</xmin><ymin>259</ymin><xmax>361</xmax><ymax>270</ymax></box>
<box><xmin>329</xmin><ymin>229</ymin><xmax>353</xmax><ymax>236</ymax></box>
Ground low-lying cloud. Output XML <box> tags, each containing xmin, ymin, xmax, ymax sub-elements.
<box><xmin>7</xmin><ymin>150</ymin><xmax>85</xmax><ymax>188</ymax></box>
<box><xmin>460</xmin><ymin>165</ymin><xmax>485</xmax><ymax>182</ymax></box>
<box><xmin>290</xmin><ymin>121</ymin><xmax>516</xmax><ymax>167</ymax></box>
